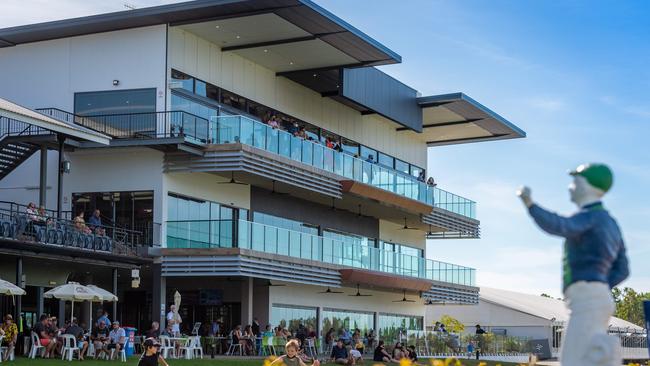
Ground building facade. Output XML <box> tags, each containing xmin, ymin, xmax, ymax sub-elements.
<box><xmin>0</xmin><ymin>0</ymin><xmax>524</xmax><ymax>341</ymax></box>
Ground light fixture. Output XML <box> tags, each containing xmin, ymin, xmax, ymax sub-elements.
<box><xmin>112</xmin><ymin>79</ymin><xmax>119</xmax><ymax>86</ymax></box>
<box><xmin>289</xmin><ymin>61</ymin><xmax>294</xmax><ymax>65</ymax></box>
<box><xmin>235</xmin><ymin>35</ymin><xmax>240</xmax><ymax>39</ymax></box>
<box><xmin>61</xmin><ymin>160</ymin><xmax>71</xmax><ymax>174</ymax></box>
<box><xmin>215</xmin><ymin>25</ymin><xmax>220</xmax><ymax>29</ymax></box>
<box><xmin>313</xmin><ymin>73</ymin><xmax>317</xmax><ymax>77</ymax></box>
<box><xmin>263</xmin><ymin>49</ymin><xmax>268</xmax><ymax>53</ymax></box>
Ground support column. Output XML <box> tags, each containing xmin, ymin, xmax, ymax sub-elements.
<box><xmin>15</xmin><ymin>257</ymin><xmax>23</xmax><ymax>324</ymax></box>
<box><xmin>58</xmin><ymin>300</ymin><xmax>66</xmax><ymax>327</ymax></box>
<box><xmin>151</xmin><ymin>263</ymin><xmax>166</xmax><ymax>327</ymax></box>
<box><xmin>36</xmin><ymin>287</ymin><xmax>44</xmax><ymax>317</ymax></box>
<box><xmin>39</xmin><ymin>145</ymin><xmax>47</xmax><ymax>207</ymax></box>
<box><xmin>56</xmin><ymin>134</ymin><xmax>65</xmax><ymax>218</ymax></box>
<box><xmin>240</xmin><ymin>277</ymin><xmax>253</xmax><ymax>326</ymax></box>
<box><xmin>112</xmin><ymin>268</ymin><xmax>118</xmax><ymax>322</ymax></box>
<box><xmin>317</xmin><ymin>306</ymin><xmax>323</xmax><ymax>338</ymax></box>
<box><xmin>374</xmin><ymin>311</ymin><xmax>380</xmax><ymax>337</ymax></box>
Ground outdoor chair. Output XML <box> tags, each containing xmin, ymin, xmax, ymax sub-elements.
<box><xmin>61</xmin><ymin>334</ymin><xmax>80</xmax><ymax>361</ymax></box>
<box><xmin>28</xmin><ymin>332</ymin><xmax>45</xmax><ymax>359</ymax></box>
<box><xmin>226</xmin><ymin>336</ymin><xmax>243</xmax><ymax>356</ymax></box>
<box><xmin>159</xmin><ymin>336</ymin><xmax>176</xmax><ymax>359</ymax></box>
<box><xmin>305</xmin><ymin>338</ymin><xmax>317</xmax><ymax>359</ymax></box>
<box><xmin>179</xmin><ymin>336</ymin><xmax>203</xmax><ymax>359</ymax></box>
<box><xmin>0</xmin><ymin>219</ymin><xmax>13</xmax><ymax>238</ymax></box>
<box><xmin>109</xmin><ymin>338</ymin><xmax>127</xmax><ymax>362</ymax></box>
<box><xmin>261</xmin><ymin>336</ymin><xmax>275</xmax><ymax>356</ymax></box>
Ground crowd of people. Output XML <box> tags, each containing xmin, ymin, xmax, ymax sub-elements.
<box><xmin>24</xmin><ymin>202</ymin><xmax>108</xmax><ymax>236</ymax></box>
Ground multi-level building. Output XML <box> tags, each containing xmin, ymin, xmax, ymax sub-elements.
<box><xmin>0</xmin><ymin>0</ymin><xmax>524</xmax><ymax>340</ymax></box>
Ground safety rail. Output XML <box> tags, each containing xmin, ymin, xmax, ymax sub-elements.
<box><xmin>0</xmin><ymin>116</ymin><xmax>52</xmax><ymax>139</ymax></box>
<box><xmin>0</xmin><ymin>200</ymin><xmax>72</xmax><ymax>220</ymax></box>
<box><xmin>166</xmin><ymin>219</ymin><xmax>476</xmax><ymax>286</ymax></box>
<box><xmin>0</xmin><ymin>206</ymin><xmax>149</xmax><ymax>256</ymax></box>
<box><xmin>36</xmin><ymin>108</ymin><xmax>210</xmax><ymax>143</ymax></box>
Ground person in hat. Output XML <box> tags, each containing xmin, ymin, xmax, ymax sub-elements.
<box><xmin>138</xmin><ymin>337</ymin><xmax>169</xmax><ymax>366</ymax></box>
<box><xmin>517</xmin><ymin>163</ymin><xmax>629</xmax><ymax>366</ymax></box>
<box><xmin>1</xmin><ymin>314</ymin><xmax>18</xmax><ymax>361</ymax></box>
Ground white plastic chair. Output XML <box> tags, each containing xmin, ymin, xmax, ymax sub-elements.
<box><xmin>182</xmin><ymin>336</ymin><xmax>203</xmax><ymax>359</ymax></box>
<box><xmin>305</xmin><ymin>338</ymin><xmax>317</xmax><ymax>359</ymax></box>
<box><xmin>159</xmin><ymin>336</ymin><xmax>176</xmax><ymax>359</ymax></box>
<box><xmin>29</xmin><ymin>332</ymin><xmax>45</xmax><ymax>359</ymax></box>
<box><xmin>0</xmin><ymin>335</ymin><xmax>4</xmax><ymax>362</ymax></box>
<box><xmin>61</xmin><ymin>334</ymin><xmax>80</xmax><ymax>361</ymax></box>
<box><xmin>226</xmin><ymin>335</ymin><xmax>242</xmax><ymax>356</ymax></box>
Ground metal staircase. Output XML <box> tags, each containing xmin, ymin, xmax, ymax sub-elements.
<box><xmin>0</xmin><ymin>116</ymin><xmax>51</xmax><ymax>180</ymax></box>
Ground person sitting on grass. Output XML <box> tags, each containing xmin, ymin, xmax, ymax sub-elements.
<box><xmin>392</xmin><ymin>342</ymin><xmax>404</xmax><ymax>360</ymax></box>
<box><xmin>330</xmin><ymin>338</ymin><xmax>355</xmax><ymax>365</ymax></box>
<box><xmin>269</xmin><ymin>339</ymin><xmax>320</xmax><ymax>366</ymax></box>
<box><xmin>407</xmin><ymin>345</ymin><xmax>419</xmax><ymax>364</ymax></box>
<box><xmin>373</xmin><ymin>340</ymin><xmax>397</xmax><ymax>364</ymax></box>
<box><xmin>138</xmin><ymin>337</ymin><xmax>169</xmax><ymax>366</ymax></box>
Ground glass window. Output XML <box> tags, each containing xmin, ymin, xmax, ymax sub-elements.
<box><xmin>271</xmin><ymin>304</ymin><xmax>317</xmax><ymax>333</ymax></box>
<box><xmin>378</xmin><ymin>153</ymin><xmax>394</xmax><ymax>168</ymax></box>
<box><xmin>395</xmin><ymin>159</ymin><xmax>409</xmax><ymax>175</ymax></box>
<box><xmin>75</xmin><ymin>89</ymin><xmax>156</xmax><ymax>116</ymax></box>
<box><xmin>171</xmin><ymin>69</ymin><xmax>194</xmax><ymax>92</ymax></box>
<box><xmin>322</xmin><ymin>309</ymin><xmax>374</xmax><ymax>338</ymax></box>
<box><xmin>410</xmin><ymin>165</ymin><xmax>424</xmax><ymax>179</ymax></box>
<box><xmin>377</xmin><ymin>314</ymin><xmax>423</xmax><ymax>343</ymax></box>
<box><xmin>221</xmin><ymin>90</ymin><xmax>246</xmax><ymax>110</ymax></box>
<box><xmin>360</xmin><ymin>146</ymin><xmax>377</xmax><ymax>163</ymax></box>
<box><xmin>206</xmin><ymin>84</ymin><xmax>219</xmax><ymax>101</ymax></box>
<box><xmin>341</xmin><ymin>138</ymin><xmax>359</xmax><ymax>157</ymax></box>
<box><xmin>195</xmin><ymin>79</ymin><xmax>207</xmax><ymax>97</ymax></box>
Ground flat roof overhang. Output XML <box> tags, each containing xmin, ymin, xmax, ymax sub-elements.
<box><xmin>340</xmin><ymin>180</ymin><xmax>433</xmax><ymax>215</ymax></box>
<box><xmin>397</xmin><ymin>92</ymin><xmax>526</xmax><ymax>147</ymax></box>
<box><xmin>339</xmin><ymin>268</ymin><xmax>433</xmax><ymax>293</ymax></box>
<box><xmin>0</xmin><ymin>0</ymin><xmax>400</xmax><ymax>68</ymax></box>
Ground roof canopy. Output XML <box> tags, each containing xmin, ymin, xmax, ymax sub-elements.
<box><xmin>410</xmin><ymin>93</ymin><xmax>526</xmax><ymax>147</ymax></box>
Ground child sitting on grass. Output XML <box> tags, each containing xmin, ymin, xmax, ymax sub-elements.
<box><xmin>270</xmin><ymin>339</ymin><xmax>321</xmax><ymax>366</ymax></box>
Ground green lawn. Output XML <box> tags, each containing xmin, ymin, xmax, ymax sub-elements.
<box><xmin>6</xmin><ymin>357</ymin><xmax>519</xmax><ymax>366</ymax></box>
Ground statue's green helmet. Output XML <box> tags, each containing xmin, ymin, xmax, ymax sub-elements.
<box><xmin>569</xmin><ymin>163</ymin><xmax>614</xmax><ymax>193</ymax></box>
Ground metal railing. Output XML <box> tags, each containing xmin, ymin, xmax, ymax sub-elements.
<box><xmin>165</xmin><ymin>219</ymin><xmax>476</xmax><ymax>286</ymax></box>
<box><xmin>0</xmin><ymin>201</ymin><xmax>72</xmax><ymax>220</ymax></box>
<box><xmin>0</xmin><ymin>116</ymin><xmax>52</xmax><ymax>139</ymax></box>
<box><xmin>0</xmin><ymin>205</ymin><xmax>150</xmax><ymax>256</ymax></box>
<box><xmin>36</xmin><ymin>108</ymin><xmax>210</xmax><ymax>143</ymax></box>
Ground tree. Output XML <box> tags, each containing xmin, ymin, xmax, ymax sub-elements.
<box><xmin>611</xmin><ymin>287</ymin><xmax>650</xmax><ymax>327</ymax></box>
<box><xmin>438</xmin><ymin>315</ymin><xmax>464</xmax><ymax>333</ymax></box>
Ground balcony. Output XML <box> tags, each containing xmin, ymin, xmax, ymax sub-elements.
<box><xmin>37</xmin><ymin>108</ymin><xmax>476</xmax><ymax>219</ymax></box>
<box><xmin>166</xmin><ymin>219</ymin><xmax>476</xmax><ymax>287</ymax></box>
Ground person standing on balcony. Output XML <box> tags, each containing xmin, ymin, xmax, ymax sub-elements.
<box><xmin>517</xmin><ymin>163</ymin><xmax>629</xmax><ymax>366</ymax></box>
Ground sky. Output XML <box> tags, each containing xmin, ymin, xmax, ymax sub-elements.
<box><xmin>2</xmin><ymin>0</ymin><xmax>648</xmax><ymax>298</ymax></box>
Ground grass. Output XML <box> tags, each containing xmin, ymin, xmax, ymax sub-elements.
<box><xmin>6</xmin><ymin>356</ymin><xmax>520</xmax><ymax>366</ymax></box>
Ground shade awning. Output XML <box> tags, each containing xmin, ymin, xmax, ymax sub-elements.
<box><xmin>403</xmin><ymin>92</ymin><xmax>525</xmax><ymax>147</ymax></box>
<box><xmin>0</xmin><ymin>278</ymin><xmax>26</xmax><ymax>296</ymax></box>
<box><xmin>0</xmin><ymin>97</ymin><xmax>111</xmax><ymax>145</ymax></box>
<box><xmin>340</xmin><ymin>179</ymin><xmax>433</xmax><ymax>215</ymax></box>
<box><xmin>339</xmin><ymin>268</ymin><xmax>433</xmax><ymax>292</ymax></box>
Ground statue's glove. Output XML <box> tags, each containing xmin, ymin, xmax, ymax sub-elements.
<box><xmin>516</xmin><ymin>186</ymin><xmax>533</xmax><ymax>208</ymax></box>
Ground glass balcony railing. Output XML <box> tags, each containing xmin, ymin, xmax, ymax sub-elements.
<box><xmin>166</xmin><ymin>219</ymin><xmax>476</xmax><ymax>287</ymax></box>
<box><xmin>211</xmin><ymin>115</ymin><xmax>476</xmax><ymax>219</ymax></box>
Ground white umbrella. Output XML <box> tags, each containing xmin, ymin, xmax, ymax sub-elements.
<box><xmin>0</xmin><ymin>278</ymin><xmax>26</xmax><ymax>296</ymax></box>
<box><xmin>86</xmin><ymin>285</ymin><xmax>118</xmax><ymax>332</ymax></box>
<box><xmin>44</xmin><ymin>282</ymin><xmax>102</xmax><ymax>325</ymax></box>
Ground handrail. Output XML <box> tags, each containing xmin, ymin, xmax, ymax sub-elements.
<box><xmin>0</xmin><ymin>116</ymin><xmax>52</xmax><ymax>140</ymax></box>
<box><xmin>0</xmin><ymin>200</ymin><xmax>72</xmax><ymax>220</ymax></box>
<box><xmin>165</xmin><ymin>219</ymin><xmax>476</xmax><ymax>286</ymax></box>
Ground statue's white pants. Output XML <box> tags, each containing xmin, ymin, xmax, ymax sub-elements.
<box><xmin>560</xmin><ymin>281</ymin><xmax>620</xmax><ymax>366</ymax></box>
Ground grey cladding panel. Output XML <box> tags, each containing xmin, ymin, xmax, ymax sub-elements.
<box><xmin>342</xmin><ymin>67</ymin><xmax>422</xmax><ymax>131</ymax></box>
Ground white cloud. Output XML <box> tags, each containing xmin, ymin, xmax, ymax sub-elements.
<box><xmin>525</xmin><ymin>97</ymin><xmax>566</xmax><ymax>112</ymax></box>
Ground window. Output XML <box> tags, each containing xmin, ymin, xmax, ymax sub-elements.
<box><xmin>221</xmin><ymin>89</ymin><xmax>246</xmax><ymax>110</ymax></box>
<box><xmin>322</xmin><ymin>309</ymin><xmax>374</xmax><ymax>337</ymax></box>
<box><xmin>341</xmin><ymin>138</ymin><xmax>359</xmax><ymax>156</ymax></box>
<box><xmin>378</xmin><ymin>313</ymin><xmax>423</xmax><ymax>343</ymax></box>
<box><xmin>410</xmin><ymin>165</ymin><xmax>424</xmax><ymax>179</ymax></box>
<box><xmin>360</xmin><ymin>146</ymin><xmax>377</xmax><ymax>162</ymax></box>
<box><xmin>378</xmin><ymin>153</ymin><xmax>394</xmax><ymax>168</ymax></box>
<box><xmin>75</xmin><ymin>89</ymin><xmax>156</xmax><ymax>116</ymax></box>
<box><xmin>395</xmin><ymin>159</ymin><xmax>409</xmax><ymax>175</ymax></box>
<box><xmin>206</xmin><ymin>83</ymin><xmax>219</xmax><ymax>101</ymax></box>
<box><xmin>271</xmin><ymin>305</ymin><xmax>317</xmax><ymax>333</ymax></box>
<box><xmin>195</xmin><ymin>79</ymin><xmax>207</xmax><ymax>97</ymax></box>
<box><xmin>171</xmin><ymin>69</ymin><xmax>194</xmax><ymax>92</ymax></box>
<box><xmin>253</xmin><ymin>212</ymin><xmax>317</xmax><ymax>235</ymax></box>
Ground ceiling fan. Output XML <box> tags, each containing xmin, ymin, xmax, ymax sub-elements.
<box><xmin>426</xmin><ymin>224</ymin><xmax>435</xmax><ymax>237</ymax></box>
<box><xmin>399</xmin><ymin>217</ymin><xmax>419</xmax><ymax>230</ymax></box>
<box><xmin>348</xmin><ymin>284</ymin><xmax>372</xmax><ymax>297</ymax></box>
<box><xmin>270</xmin><ymin>180</ymin><xmax>289</xmax><ymax>195</ymax></box>
<box><xmin>318</xmin><ymin>286</ymin><xmax>344</xmax><ymax>294</ymax></box>
<box><xmin>258</xmin><ymin>280</ymin><xmax>286</xmax><ymax>287</ymax></box>
<box><xmin>217</xmin><ymin>172</ymin><xmax>247</xmax><ymax>185</ymax></box>
<box><xmin>393</xmin><ymin>290</ymin><xmax>416</xmax><ymax>303</ymax></box>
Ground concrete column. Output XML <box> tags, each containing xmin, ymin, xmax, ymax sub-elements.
<box><xmin>36</xmin><ymin>287</ymin><xmax>44</xmax><ymax>317</ymax></box>
<box><xmin>317</xmin><ymin>306</ymin><xmax>324</xmax><ymax>338</ymax></box>
<box><xmin>240</xmin><ymin>277</ymin><xmax>253</xmax><ymax>326</ymax></box>
<box><xmin>39</xmin><ymin>146</ymin><xmax>47</xmax><ymax>207</ymax></box>
<box><xmin>374</xmin><ymin>311</ymin><xmax>380</xmax><ymax>336</ymax></box>
<box><xmin>112</xmin><ymin>268</ymin><xmax>118</xmax><ymax>321</ymax></box>
<box><xmin>151</xmin><ymin>263</ymin><xmax>166</xmax><ymax>327</ymax></box>
<box><xmin>14</xmin><ymin>257</ymin><xmax>23</xmax><ymax>323</ymax></box>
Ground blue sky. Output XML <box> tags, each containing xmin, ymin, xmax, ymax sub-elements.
<box><xmin>3</xmin><ymin>0</ymin><xmax>648</xmax><ymax>297</ymax></box>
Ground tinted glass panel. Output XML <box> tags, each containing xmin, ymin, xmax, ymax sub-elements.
<box><xmin>171</xmin><ymin>69</ymin><xmax>194</xmax><ymax>92</ymax></box>
<box><xmin>75</xmin><ymin>89</ymin><xmax>156</xmax><ymax>116</ymax></box>
<box><xmin>360</xmin><ymin>145</ymin><xmax>377</xmax><ymax>163</ymax></box>
<box><xmin>195</xmin><ymin>79</ymin><xmax>207</xmax><ymax>97</ymax></box>
<box><xmin>378</xmin><ymin>153</ymin><xmax>394</xmax><ymax>168</ymax></box>
<box><xmin>395</xmin><ymin>159</ymin><xmax>409</xmax><ymax>174</ymax></box>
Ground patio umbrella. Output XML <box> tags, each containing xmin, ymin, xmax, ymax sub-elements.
<box><xmin>44</xmin><ymin>282</ymin><xmax>102</xmax><ymax>325</ymax></box>
<box><xmin>86</xmin><ymin>285</ymin><xmax>118</xmax><ymax>332</ymax></box>
<box><xmin>173</xmin><ymin>290</ymin><xmax>182</xmax><ymax>334</ymax></box>
<box><xmin>0</xmin><ymin>278</ymin><xmax>26</xmax><ymax>296</ymax></box>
